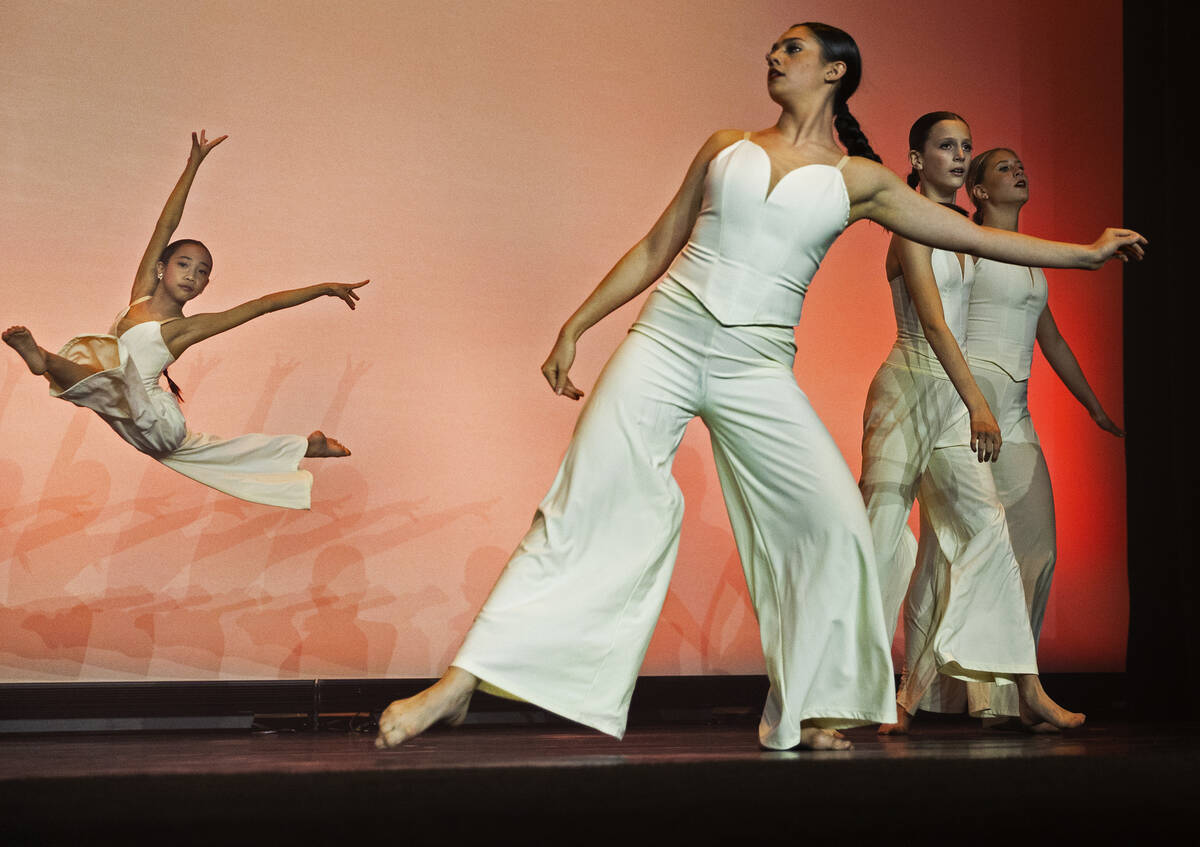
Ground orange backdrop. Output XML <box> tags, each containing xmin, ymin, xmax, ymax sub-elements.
<box><xmin>0</xmin><ymin>0</ymin><xmax>1125</xmax><ymax>681</ymax></box>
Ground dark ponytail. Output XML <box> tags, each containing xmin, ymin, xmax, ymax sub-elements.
<box><xmin>834</xmin><ymin>102</ymin><xmax>882</xmax><ymax>163</ymax></box>
<box><xmin>163</xmin><ymin>369</ymin><xmax>184</xmax><ymax>402</ymax></box>
<box><xmin>157</xmin><ymin>238</ymin><xmax>211</xmax><ymax>404</ymax></box>
<box><xmin>799</xmin><ymin>22</ymin><xmax>882</xmax><ymax>163</ymax></box>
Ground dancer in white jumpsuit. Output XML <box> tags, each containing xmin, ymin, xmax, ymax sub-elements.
<box><xmin>906</xmin><ymin>147</ymin><xmax>1125</xmax><ymax>721</ymax></box>
<box><xmin>3</xmin><ymin>131</ymin><xmax>367</xmax><ymax>509</ymax></box>
<box><xmin>376</xmin><ymin>24</ymin><xmax>1144</xmax><ymax>752</ymax></box>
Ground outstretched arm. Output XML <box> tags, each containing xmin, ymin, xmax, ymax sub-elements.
<box><xmin>130</xmin><ymin>130</ymin><xmax>228</xmax><ymax>304</ymax></box>
<box><xmin>893</xmin><ymin>237</ymin><xmax>1002</xmax><ymax>461</ymax></box>
<box><xmin>845</xmin><ymin>160</ymin><xmax>1146</xmax><ymax>269</ymax></box>
<box><xmin>1035</xmin><ymin>303</ymin><xmax>1125</xmax><ymax>436</ymax></box>
<box><xmin>161</xmin><ymin>280</ymin><xmax>368</xmax><ymax>358</ymax></box>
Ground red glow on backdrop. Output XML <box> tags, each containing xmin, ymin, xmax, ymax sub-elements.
<box><xmin>0</xmin><ymin>0</ymin><xmax>1124</xmax><ymax>682</ymax></box>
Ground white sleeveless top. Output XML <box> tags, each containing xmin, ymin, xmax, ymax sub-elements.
<box><xmin>663</xmin><ymin>137</ymin><xmax>850</xmax><ymax>327</ymax></box>
<box><xmin>965</xmin><ymin>259</ymin><xmax>1048</xmax><ymax>381</ymax></box>
<box><xmin>889</xmin><ymin>248</ymin><xmax>974</xmax><ymax>373</ymax></box>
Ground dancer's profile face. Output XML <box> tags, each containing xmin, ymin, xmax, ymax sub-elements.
<box><xmin>912</xmin><ymin>120</ymin><xmax>973</xmax><ymax>194</ymax></box>
<box><xmin>158</xmin><ymin>244</ymin><xmax>212</xmax><ymax>302</ymax></box>
<box><xmin>765</xmin><ymin>26</ymin><xmax>840</xmax><ymax>100</ymax></box>
<box><xmin>976</xmin><ymin>149</ymin><xmax>1029</xmax><ymax>206</ymax></box>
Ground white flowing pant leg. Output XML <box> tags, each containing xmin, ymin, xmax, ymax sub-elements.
<box><xmin>452</xmin><ymin>293</ymin><xmax>698</xmax><ymax>738</ymax></box>
<box><xmin>993</xmin><ymin>442</ymin><xmax>1057</xmax><ymax>639</ymax></box>
<box><xmin>894</xmin><ymin>444</ymin><xmax>1039</xmax><ymax>714</ymax></box>
<box><xmin>913</xmin><ymin>363</ymin><xmax>1053</xmax><ymax>718</ymax></box>
<box><xmin>978</xmin><ymin>442</ymin><xmax>1055</xmax><ymax>716</ymax></box>
<box><xmin>859</xmin><ymin>356</ymin><xmax>953</xmax><ymax>642</ymax></box>
<box><xmin>158</xmin><ymin>432</ymin><xmax>312</xmax><ymax>509</ymax></box>
<box><xmin>906</xmin><ymin>513</ymin><xmax>969</xmax><ymax>714</ymax></box>
<box><xmin>962</xmin><ymin>364</ymin><xmax>1055</xmax><ymax>716</ymax></box>
<box><xmin>704</xmin><ymin>326</ymin><xmax>896</xmax><ymax>748</ymax></box>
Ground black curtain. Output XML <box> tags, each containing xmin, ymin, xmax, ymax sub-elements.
<box><xmin>1123</xmin><ymin>0</ymin><xmax>1198</xmax><ymax>714</ymax></box>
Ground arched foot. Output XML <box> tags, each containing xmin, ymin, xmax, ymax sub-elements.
<box><xmin>306</xmin><ymin>430</ymin><xmax>351</xmax><ymax>458</ymax></box>
<box><xmin>3</xmin><ymin>326</ymin><xmax>48</xmax><ymax>375</ymax></box>
<box><xmin>1017</xmin><ymin>675</ymin><xmax>1085</xmax><ymax>730</ymax></box>
<box><xmin>375</xmin><ymin>666</ymin><xmax>477</xmax><ymax>749</ymax></box>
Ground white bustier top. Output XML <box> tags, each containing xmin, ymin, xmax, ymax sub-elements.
<box><xmin>663</xmin><ymin>138</ymin><xmax>850</xmax><ymax>327</ymax></box>
<box><xmin>965</xmin><ymin>258</ymin><xmax>1048</xmax><ymax>381</ymax></box>
<box><xmin>889</xmin><ymin>248</ymin><xmax>975</xmax><ymax>367</ymax></box>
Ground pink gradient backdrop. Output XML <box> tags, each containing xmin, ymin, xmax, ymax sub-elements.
<box><xmin>0</xmin><ymin>0</ymin><xmax>1125</xmax><ymax>681</ymax></box>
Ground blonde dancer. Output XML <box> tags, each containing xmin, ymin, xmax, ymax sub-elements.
<box><xmin>906</xmin><ymin>147</ymin><xmax>1125</xmax><ymax>723</ymax></box>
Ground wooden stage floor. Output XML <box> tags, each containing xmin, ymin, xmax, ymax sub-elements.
<box><xmin>3</xmin><ymin>717</ymin><xmax>1198</xmax><ymax>843</ymax></box>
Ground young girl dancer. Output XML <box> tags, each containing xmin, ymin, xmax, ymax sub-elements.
<box><xmin>3</xmin><ymin>131</ymin><xmax>367</xmax><ymax>510</ymax></box>
<box><xmin>376</xmin><ymin>23</ymin><xmax>1143</xmax><ymax>752</ymax></box>
<box><xmin>862</xmin><ymin>114</ymin><xmax>1081</xmax><ymax>735</ymax></box>
<box><xmin>902</xmin><ymin>147</ymin><xmax>1125</xmax><ymax>724</ymax></box>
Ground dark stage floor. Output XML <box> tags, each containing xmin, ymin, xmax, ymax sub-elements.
<box><xmin>4</xmin><ymin>718</ymin><xmax>1198</xmax><ymax>843</ymax></box>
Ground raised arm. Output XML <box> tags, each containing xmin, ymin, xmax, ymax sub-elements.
<box><xmin>130</xmin><ymin>131</ymin><xmax>228</xmax><ymax>304</ymax></box>
<box><xmin>541</xmin><ymin>130</ymin><xmax>744</xmax><ymax>399</ymax></box>
<box><xmin>160</xmin><ymin>281</ymin><xmax>368</xmax><ymax>359</ymax></box>
<box><xmin>1035</xmin><ymin>303</ymin><xmax>1125</xmax><ymax>436</ymax></box>
<box><xmin>845</xmin><ymin>160</ymin><xmax>1145</xmax><ymax>270</ymax></box>
<box><xmin>892</xmin><ymin>236</ymin><xmax>1002</xmax><ymax>461</ymax></box>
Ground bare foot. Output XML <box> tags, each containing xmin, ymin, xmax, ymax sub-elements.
<box><xmin>3</xmin><ymin>326</ymin><xmax>47</xmax><ymax>375</ymax></box>
<box><xmin>375</xmin><ymin>666</ymin><xmax>477</xmax><ymax>749</ymax></box>
<box><xmin>305</xmin><ymin>430</ymin><xmax>351</xmax><ymax>458</ymax></box>
<box><xmin>798</xmin><ymin>725</ymin><xmax>853</xmax><ymax>751</ymax></box>
<box><xmin>878</xmin><ymin>705</ymin><xmax>913</xmax><ymax>735</ymax></box>
<box><xmin>1017</xmin><ymin>675</ymin><xmax>1085</xmax><ymax>730</ymax></box>
<box><xmin>1022</xmin><ymin>720</ymin><xmax>1061</xmax><ymax>734</ymax></box>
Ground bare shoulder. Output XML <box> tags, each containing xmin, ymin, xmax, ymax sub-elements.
<box><xmin>673</xmin><ymin>130</ymin><xmax>751</xmax><ymax>186</ymax></box>
<box><xmin>699</xmin><ymin>129</ymin><xmax>749</xmax><ymax>160</ymax></box>
<box><xmin>840</xmin><ymin>156</ymin><xmax>901</xmax><ymax>204</ymax></box>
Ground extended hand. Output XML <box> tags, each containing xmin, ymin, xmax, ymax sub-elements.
<box><xmin>970</xmin><ymin>409</ymin><xmax>1003</xmax><ymax>462</ymax></box>
<box><xmin>327</xmin><ymin>280</ymin><xmax>370</xmax><ymax>309</ymax></box>
<box><xmin>1092</xmin><ymin>408</ymin><xmax>1125</xmax><ymax>437</ymax></box>
<box><xmin>188</xmin><ymin>130</ymin><xmax>228</xmax><ymax>167</ymax></box>
<box><xmin>1089</xmin><ymin>228</ymin><xmax>1146</xmax><ymax>268</ymax></box>
<box><xmin>541</xmin><ymin>333</ymin><xmax>584</xmax><ymax>400</ymax></box>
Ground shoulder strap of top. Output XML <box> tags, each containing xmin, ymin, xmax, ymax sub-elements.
<box><xmin>835</xmin><ymin>155</ymin><xmax>850</xmax><ymax>171</ymax></box>
<box><xmin>742</xmin><ymin>130</ymin><xmax>751</xmax><ymax>140</ymax></box>
<box><xmin>158</xmin><ymin>317</ymin><xmax>181</xmax><ymax>325</ymax></box>
<box><xmin>112</xmin><ymin>295</ymin><xmax>151</xmax><ymax>326</ymax></box>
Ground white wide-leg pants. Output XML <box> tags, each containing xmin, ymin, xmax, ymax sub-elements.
<box><xmin>912</xmin><ymin>360</ymin><xmax>1055</xmax><ymax>717</ymax></box>
<box><xmin>453</xmin><ymin>283</ymin><xmax>897</xmax><ymax>749</ymax></box>
<box><xmin>859</xmin><ymin>350</ymin><xmax>1037</xmax><ymax>714</ymax></box>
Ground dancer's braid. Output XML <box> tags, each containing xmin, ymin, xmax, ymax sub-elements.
<box><xmin>834</xmin><ymin>101</ymin><xmax>882</xmax><ymax>163</ymax></box>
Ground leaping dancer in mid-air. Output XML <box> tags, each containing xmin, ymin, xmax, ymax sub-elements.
<box><xmin>4</xmin><ymin>131</ymin><xmax>368</xmax><ymax>509</ymax></box>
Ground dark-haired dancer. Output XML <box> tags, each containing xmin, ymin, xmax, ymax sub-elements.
<box><xmin>3</xmin><ymin>131</ymin><xmax>367</xmax><ymax>509</ymax></box>
<box><xmin>862</xmin><ymin>114</ymin><xmax>1082</xmax><ymax>735</ymax></box>
<box><xmin>376</xmin><ymin>24</ymin><xmax>1143</xmax><ymax>751</ymax></box>
<box><xmin>904</xmin><ymin>147</ymin><xmax>1125</xmax><ymax>722</ymax></box>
